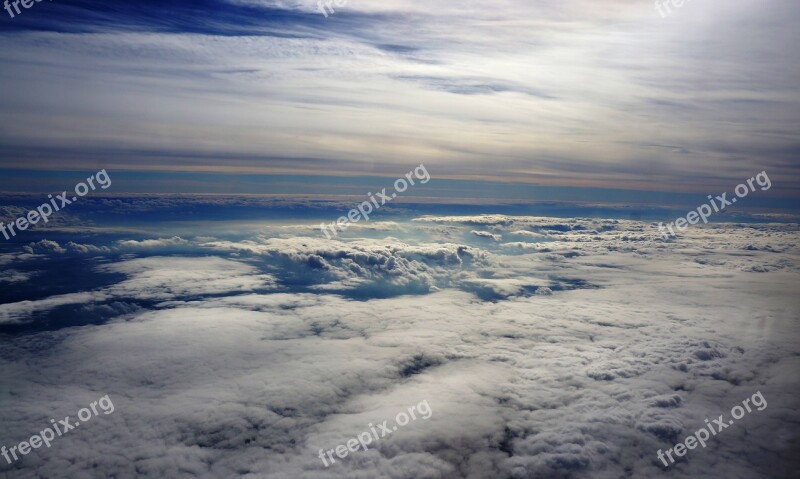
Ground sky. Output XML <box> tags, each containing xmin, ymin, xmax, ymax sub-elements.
<box><xmin>1</xmin><ymin>4</ymin><xmax>799</xmax><ymax>477</ymax></box>
<box><xmin>0</xmin><ymin>0</ymin><xmax>798</xmax><ymax>203</ymax></box>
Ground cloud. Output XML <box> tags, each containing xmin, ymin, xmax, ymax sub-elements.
<box><xmin>117</xmin><ymin>237</ymin><xmax>191</xmax><ymax>249</ymax></box>
<box><xmin>0</xmin><ymin>215</ymin><xmax>798</xmax><ymax>478</ymax></box>
<box><xmin>0</xmin><ymin>255</ymin><xmax>277</xmax><ymax>325</ymax></box>
<box><xmin>200</xmin><ymin>235</ymin><xmax>487</xmax><ymax>296</ymax></box>
<box><xmin>100</xmin><ymin>256</ymin><xmax>277</xmax><ymax>301</ymax></box>
<box><xmin>0</xmin><ymin>270</ymin><xmax>33</xmax><ymax>284</ymax></box>
<box><xmin>470</xmin><ymin>230</ymin><xmax>502</xmax><ymax>241</ymax></box>
<box><xmin>24</xmin><ymin>239</ymin><xmax>111</xmax><ymax>255</ymax></box>
<box><xmin>0</xmin><ymin>292</ymin><xmax>110</xmax><ymax>324</ymax></box>
<box><xmin>0</xmin><ymin>0</ymin><xmax>798</xmax><ymax>195</ymax></box>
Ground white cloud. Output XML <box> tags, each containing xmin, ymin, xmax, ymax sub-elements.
<box><xmin>0</xmin><ymin>0</ymin><xmax>798</xmax><ymax>193</ymax></box>
<box><xmin>0</xmin><ymin>270</ymin><xmax>33</xmax><ymax>285</ymax></box>
<box><xmin>0</xmin><ymin>292</ymin><xmax>110</xmax><ymax>324</ymax></box>
<box><xmin>117</xmin><ymin>237</ymin><xmax>190</xmax><ymax>249</ymax></box>
<box><xmin>0</xmin><ymin>216</ymin><xmax>798</xmax><ymax>477</ymax></box>
<box><xmin>100</xmin><ymin>256</ymin><xmax>277</xmax><ymax>300</ymax></box>
<box><xmin>24</xmin><ymin>240</ymin><xmax>111</xmax><ymax>255</ymax></box>
<box><xmin>471</xmin><ymin>230</ymin><xmax>502</xmax><ymax>241</ymax></box>
<box><xmin>0</xmin><ymin>256</ymin><xmax>277</xmax><ymax>324</ymax></box>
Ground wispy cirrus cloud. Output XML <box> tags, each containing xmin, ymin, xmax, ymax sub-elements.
<box><xmin>0</xmin><ymin>0</ymin><xmax>797</xmax><ymax>198</ymax></box>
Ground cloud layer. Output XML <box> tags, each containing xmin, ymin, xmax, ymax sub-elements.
<box><xmin>0</xmin><ymin>214</ymin><xmax>798</xmax><ymax>477</ymax></box>
<box><xmin>0</xmin><ymin>0</ymin><xmax>798</xmax><ymax>195</ymax></box>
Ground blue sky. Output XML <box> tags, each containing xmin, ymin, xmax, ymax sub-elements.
<box><xmin>0</xmin><ymin>0</ymin><xmax>798</xmax><ymax>204</ymax></box>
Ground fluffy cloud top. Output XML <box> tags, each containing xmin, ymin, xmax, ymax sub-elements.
<box><xmin>0</xmin><ymin>215</ymin><xmax>798</xmax><ymax>478</ymax></box>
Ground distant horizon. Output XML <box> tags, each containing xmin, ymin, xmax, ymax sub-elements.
<box><xmin>1</xmin><ymin>168</ymin><xmax>797</xmax><ymax>215</ymax></box>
